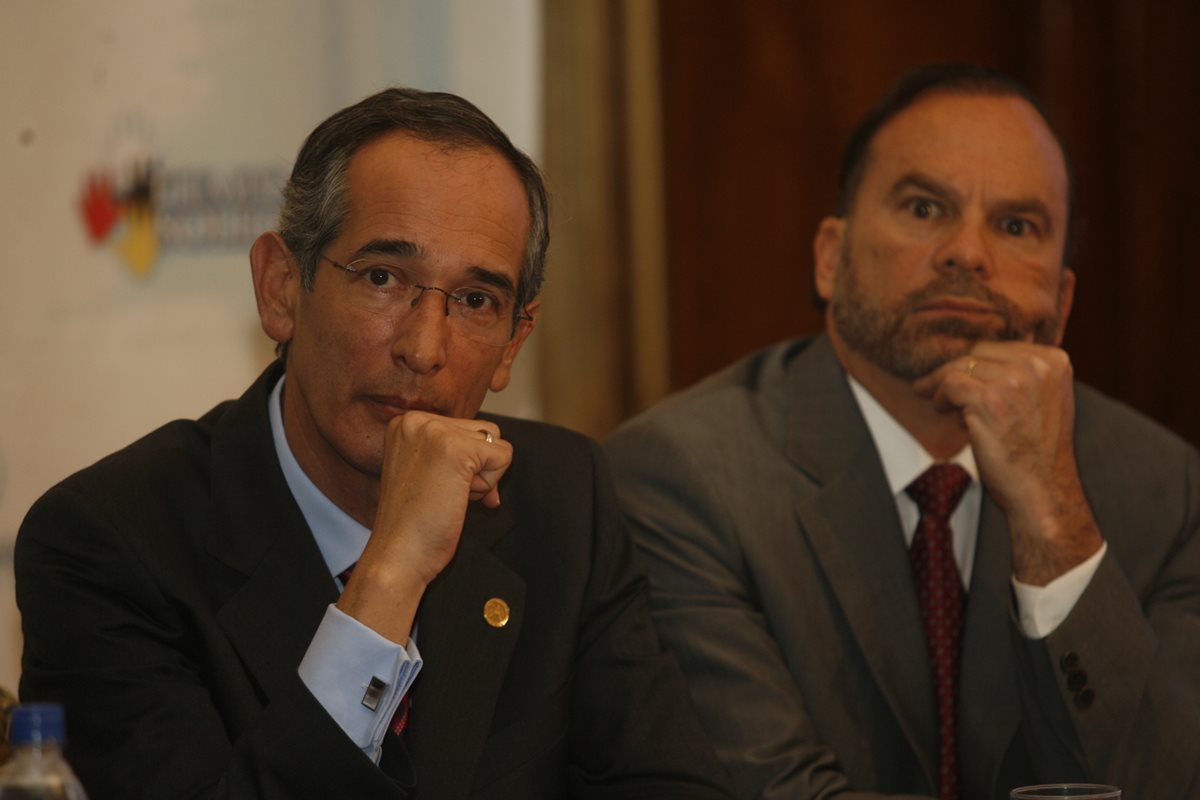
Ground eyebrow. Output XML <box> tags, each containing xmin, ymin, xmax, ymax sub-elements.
<box><xmin>351</xmin><ymin>238</ymin><xmax>421</xmax><ymax>260</ymax></box>
<box><xmin>351</xmin><ymin>238</ymin><xmax>518</xmax><ymax>298</ymax></box>
<box><xmin>889</xmin><ymin>172</ymin><xmax>1055</xmax><ymax>233</ymax></box>
<box><xmin>465</xmin><ymin>266</ymin><xmax>518</xmax><ymax>299</ymax></box>
<box><xmin>888</xmin><ymin>172</ymin><xmax>959</xmax><ymax>205</ymax></box>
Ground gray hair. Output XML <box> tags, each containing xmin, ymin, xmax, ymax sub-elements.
<box><xmin>278</xmin><ymin>87</ymin><xmax>549</xmax><ymax>315</ymax></box>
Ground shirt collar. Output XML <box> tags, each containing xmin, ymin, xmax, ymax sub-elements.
<box><xmin>845</xmin><ymin>373</ymin><xmax>978</xmax><ymax>495</ymax></box>
<box><xmin>268</xmin><ymin>375</ymin><xmax>369</xmax><ymax>578</ymax></box>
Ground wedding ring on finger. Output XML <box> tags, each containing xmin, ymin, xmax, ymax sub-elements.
<box><xmin>479</xmin><ymin>429</ymin><xmax>494</xmax><ymax>444</ymax></box>
<box><xmin>965</xmin><ymin>358</ymin><xmax>978</xmax><ymax>379</ymax></box>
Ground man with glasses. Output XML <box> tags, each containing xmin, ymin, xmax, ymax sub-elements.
<box><xmin>16</xmin><ymin>88</ymin><xmax>732</xmax><ymax>799</ymax></box>
<box><xmin>606</xmin><ymin>64</ymin><xmax>1200</xmax><ymax>799</ymax></box>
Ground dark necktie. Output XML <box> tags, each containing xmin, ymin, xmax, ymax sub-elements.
<box><xmin>906</xmin><ymin>464</ymin><xmax>970</xmax><ymax>800</ymax></box>
<box><xmin>338</xmin><ymin>566</ymin><xmax>412</xmax><ymax>737</ymax></box>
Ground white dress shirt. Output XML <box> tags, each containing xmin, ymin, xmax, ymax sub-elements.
<box><xmin>268</xmin><ymin>376</ymin><xmax>422</xmax><ymax>763</ymax></box>
<box><xmin>847</xmin><ymin>376</ymin><xmax>1105</xmax><ymax>638</ymax></box>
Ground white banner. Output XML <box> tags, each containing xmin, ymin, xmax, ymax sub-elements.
<box><xmin>0</xmin><ymin>0</ymin><xmax>542</xmax><ymax>695</ymax></box>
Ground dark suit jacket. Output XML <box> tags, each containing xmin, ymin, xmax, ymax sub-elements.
<box><xmin>16</xmin><ymin>362</ymin><xmax>732</xmax><ymax>800</ymax></box>
<box><xmin>605</xmin><ymin>335</ymin><xmax>1200</xmax><ymax>800</ymax></box>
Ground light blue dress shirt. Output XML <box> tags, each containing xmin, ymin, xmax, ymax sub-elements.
<box><xmin>268</xmin><ymin>376</ymin><xmax>422</xmax><ymax>763</ymax></box>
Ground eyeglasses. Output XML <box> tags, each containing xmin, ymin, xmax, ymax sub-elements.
<box><xmin>321</xmin><ymin>255</ymin><xmax>532</xmax><ymax>347</ymax></box>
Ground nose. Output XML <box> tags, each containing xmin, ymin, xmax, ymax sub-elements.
<box><xmin>391</xmin><ymin>288</ymin><xmax>450</xmax><ymax>374</ymax></box>
<box><xmin>934</xmin><ymin>218</ymin><xmax>994</xmax><ymax>279</ymax></box>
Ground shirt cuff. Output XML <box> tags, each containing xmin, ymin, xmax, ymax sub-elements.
<box><xmin>1012</xmin><ymin>541</ymin><xmax>1107</xmax><ymax>639</ymax></box>
<box><xmin>298</xmin><ymin>604</ymin><xmax>422</xmax><ymax>761</ymax></box>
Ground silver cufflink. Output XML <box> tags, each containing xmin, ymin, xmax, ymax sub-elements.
<box><xmin>361</xmin><ymin>675</ymin><xmax>388</xmax><ymax>711</ymax></box>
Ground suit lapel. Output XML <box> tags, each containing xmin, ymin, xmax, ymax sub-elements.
<box><xmin>958</xmin><ymin>493</ymin><xmax>1021</xmax><ymax>800</ymax></box>
<box><xmin>214</xmin><ymin>533</ymin><xmax>338</xmax><ymax>697</ymax></box>
<box><xmin>787</xmin><ymin>337</ymin><xmax>938</xmax><ymax>789</ymax></box>
<box><xmin>405</xmin><ymin>499</ymin><xmax>524</xmax><ymax>799</ymax></box>
<box><xmin>797</xmin><ymin>462</ymin><xmax>938</xmax><ymax>785</ymax></box>
<box><xmin>205</xmin><ymin>364</ymin><xmax>339</xmax><ymax>701</ymax></box>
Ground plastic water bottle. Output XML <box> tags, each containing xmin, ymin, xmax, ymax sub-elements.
<box><xmin>0</xmin><ymin>704</ymin><xmax>88</xmax><ymax>799</ymax></box>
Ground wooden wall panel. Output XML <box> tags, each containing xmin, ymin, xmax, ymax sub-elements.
<box><xmin>1049</xmin><ymin>0</ymin><xmax>1200</xmax><ymax>445</ymax></box>
<box><xmin>656</xmin><ymin>0</ymin><xmax>1200</xmax><ymax>446</ymax></box>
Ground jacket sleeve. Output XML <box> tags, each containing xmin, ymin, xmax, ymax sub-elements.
<box><xmin>1013</xmin><ymin>426</ymin><xmax>1200</xmax><ymax>796</ymax></box>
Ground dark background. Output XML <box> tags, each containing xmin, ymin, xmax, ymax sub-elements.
<box><xmin>655</xmin><ymin>0</ymin><xmax>1200</xmax><ymax>446</ymax></box>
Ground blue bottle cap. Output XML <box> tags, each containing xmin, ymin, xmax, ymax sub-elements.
<box><xmin>9</xmin><ymin>703</ymin><xmax>66</xmax><ymax>746</ymax></box>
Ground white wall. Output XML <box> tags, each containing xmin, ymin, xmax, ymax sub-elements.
<box><xmin>0</xmin><ymin>0</ymin><xmax>542</xmax><ymax>695</ymax></box>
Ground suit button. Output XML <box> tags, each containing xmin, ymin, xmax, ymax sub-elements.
<box><xmin>1060</xmin><ymin>652</ymin><xmax>1080</xmax><ymax>672</ymax></box>
<box><xmin>1066</xmin><ymin>669</ymin><xmax>1088</xmax><ymax>692</ymax></box>
<box><xmin>1074</xmin><ymin>688</ymin><xmax>1095</xmax><ymax>709</ymax></box>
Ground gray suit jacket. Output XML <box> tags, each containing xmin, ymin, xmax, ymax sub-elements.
<box><xmin>605</xmin><ymin>335</ymin><xmax>1200</xmax><ymax>800</ymax></box>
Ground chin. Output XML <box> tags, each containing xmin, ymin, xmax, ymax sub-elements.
<box><xmin>333</xmin><ymin>419</ymin><xmax>388</xmax><ymax>477</ymax></box>
<box><xmin>346</xmin><ymin>447</ymin><xmax>386</xmax><ymax>480</ymax></box>
<box><xmin>863</xmin><ymin>336</ymin><xmax>973</xmax><ymax>382</ymax></box>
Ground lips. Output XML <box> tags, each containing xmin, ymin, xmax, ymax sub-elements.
<box><xmin>916</xmin><ymin>297</ymin><xmax>999</xmax><ymax>316</ymax></box>
<box><xmin>365</xmin><ymin>395</ymin><xmax>444</xmax><ymax>417</ymax></box>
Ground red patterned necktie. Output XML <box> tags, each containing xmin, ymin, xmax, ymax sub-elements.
<box><xmin>906</xmin><ymin>464</ymin><xmax>970</xmax><ymax>800</ymax></box>
<box><xmin>338</xmin><ymin>566</ymin><xmax>411</xmax><ymax>737</ymax></box>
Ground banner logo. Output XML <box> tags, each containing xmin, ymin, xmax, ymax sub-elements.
<box><xmin>79</xmin><ymin>119</ymin><xmax>287</xmax><ymax>278</ymax></box>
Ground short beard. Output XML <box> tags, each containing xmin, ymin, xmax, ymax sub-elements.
<box><xmin>830</xmin><ymin>250</ymin><xmax>1063</xmax><ymax>380</ymax></box>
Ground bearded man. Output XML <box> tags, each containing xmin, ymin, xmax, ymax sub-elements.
<box><xmin>605</xmin><ymin>64</ymin><xmax>1200</xmax><ymax>800</ymax></box>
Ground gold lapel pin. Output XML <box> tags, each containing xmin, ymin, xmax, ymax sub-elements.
<box><xmin>483</xmin><ymin>597</ymin><xmax>510</xmax><ymax>628</ymax></box>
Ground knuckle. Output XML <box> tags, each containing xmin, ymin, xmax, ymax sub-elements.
<box><xmin>388</xmin><ymin>414</ymin><xmax>411</xmax><ymax>435</ymax></box>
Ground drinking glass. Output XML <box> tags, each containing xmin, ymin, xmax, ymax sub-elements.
<box><xmin>1010</xmin><ymin>785</ymin><xmax>1121</xmax><ymax>799</ymax></box>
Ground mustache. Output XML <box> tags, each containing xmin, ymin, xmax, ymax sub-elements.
<box><xmin>901</xmin><ymin>272</ymin><xmax>1028</xmax><ymax>340</ymax></box>
<box><xmin>905</xmin><ymin>270</ymin><xmax>1009</xmax><ymax>309</ymax></box>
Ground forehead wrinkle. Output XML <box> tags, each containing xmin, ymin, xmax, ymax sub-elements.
<box><xmin>343</xmin><ymin>137</ymin><xmax>529</xmax><ymax>288</ymax></box>
<box><xmin>359</xmin><ymin>191</ymin><xmax>525</xmax><ymax>264</ymax></box>
<box><xmin>424</xmin><ymin>202</ymin><xmax>527</xmax><ymax>257</ymax></box>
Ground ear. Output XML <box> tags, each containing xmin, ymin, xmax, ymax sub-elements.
<box><xmin>489</xmin><ymin>299</ymin><xmax>540</xmax><ymax>392</ymax></box>
<box><xmin>1052</xmin><ymin>266</ymin><xmax>1076</xmax><ymax>346</ymax></box>
<box><xmin>250</xmin><ymin>232</ymin><xmax>300</xmax><ymax>347</ymax></box>
<box><xmin>813</xmin><ymin>216</ymin><xmax>846</xmax><ymax>303</ymax></box>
